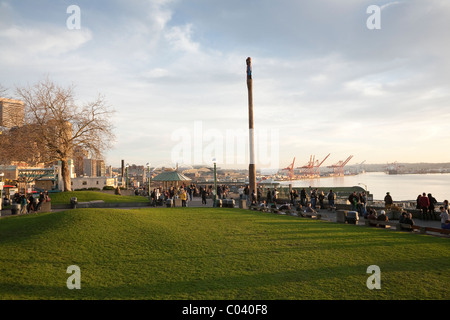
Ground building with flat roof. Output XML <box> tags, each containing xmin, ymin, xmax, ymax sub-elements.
<box><xmin>0</xmin><ymin>98</ymin><xmax>24</xmax><ymax>129</ymax></box>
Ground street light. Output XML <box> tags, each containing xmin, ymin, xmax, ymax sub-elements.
<box><xmin>146</xmin><ymin>163</ymin><xmax>151</xmax><ymax>197</ymax></box>
<box><xmin>0</xmin><ymin>173</ymin><xmax>4</xmax><ymax>212</ymax></box>
<box><xmin>125</xmin><ymin>163</ymin><xmax>129</xmax><ymax>189</ymax></box>
<box><xmin>358</xmin><ymin>183</ymin><xmax>367</xmax><ymax>193</ymax></box>
<box><xmin>358</xmin><ymin>182</ymin><xmax>369</xmax><ymax>206</ymax></box>
<box><xmin>213</xmin><ymin>158</ymin><xmax>217</xmax><ymax>207</ymax></box>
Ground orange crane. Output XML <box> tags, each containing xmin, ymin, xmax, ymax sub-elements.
<box><xmin>282</xmin><ymin>157</ymin><xmax>296</xmax><ymax>180</ymax></box>
<box><xmin>298</xmin><ymin>155</ymin><xmax>315</xmax><ymax>178</ymax></box>
<box><xmin>328</xmin><ymin>155</ymin><xmax>354</xmax><ymax>176</ymax></box>
<box><xmin>313</xmin><ymin>153</ymin><xmax>330</xmax><ymax>177</ymax></box>
<box><xmin>298</xmin><ymin>154</ymin><xmax>330</xmax><ymax>178</ymax></box>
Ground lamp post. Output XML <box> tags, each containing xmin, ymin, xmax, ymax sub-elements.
<box><xmin>246</xmin><ymin>57</ymin><xmax>257</xmax><ymax>200</ymax></box>
<box><xmin>213</xmin><ymin>158</ymin><xmax>217</xmax><ymax>207</ymax></box>
<box><xmin>146</xmin><ymin>163</ymin><xmax>151</xmax><ymax>197</ymax></box>
<box><xmin>358</xmin><ymin>182</ymin><xmax>368</xmax><ymax>208</ymax></box>
<box><xmin>125</xmin><ymin>163</ymin><xmax>129</xmax><ymax>189</ymax></box>
<box><xmin>0</xmin><ymin>173</ymin><xmax>4</xmax><ymax>212</ymax></box>
<box><xmin>358</xmin><ymin>183</ymin><xmax>368</xmax><ymax>195</ymax></box>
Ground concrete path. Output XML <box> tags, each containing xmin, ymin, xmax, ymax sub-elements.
<box><xmin>0</xmin><ymin>199</ymin><xmax>443</xmax><ymax>230</ymax></box>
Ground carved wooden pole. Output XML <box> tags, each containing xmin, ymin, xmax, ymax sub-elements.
<box><xmin>247</xmin><ymin>57</ymin><xmax>257</xmax><ymax>200</ymax></box>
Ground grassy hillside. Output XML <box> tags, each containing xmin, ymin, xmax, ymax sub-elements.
<box><xmin>49</xmin><ymin>191</ymin><xmax>149</xmax><ymax>204</ymax></box>
<box><xmin>0</xmin><ymin>207</ymin><xmax>449</xmax><ymax>300</ymax></box>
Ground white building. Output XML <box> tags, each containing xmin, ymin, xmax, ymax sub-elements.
<box><xmin>70</xmin><ymin>176</ymin><xmax>118</xmax><ymax>190</ymax></box>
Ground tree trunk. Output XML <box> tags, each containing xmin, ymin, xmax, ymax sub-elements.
<box><xmin>61</xmin><ymin>159</ymin><xmax>72</xmax><ymax>192</ymax></box>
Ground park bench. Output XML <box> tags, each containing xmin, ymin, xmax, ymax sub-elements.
<box><xmin>418</xmin><ymin>226</ymin><xmax>450</xmax><ymax>236</ymax></box>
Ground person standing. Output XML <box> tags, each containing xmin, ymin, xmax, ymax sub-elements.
<box><xmin>266</xmin><ymin>188</ymin><xmax>272</xmax><ymax>204</ymax></box>
<box><xmin>272</xmin><ymin>188</ymin><xmax>279</xmax><ymax>204</ymax></box>
<box><xmin>238</xmin><ymin>186</ymin><xmax>244</xmax><ymax>200</ymax></box>
<box><xmin>418</xmin><ymin>192</ymin><xmax>430</xmax><ymax>220</ymax></box>
<box><xmin>27</xmin><ymin>194</ymin><xmax>35</xmax><ymax>213</ymax></box>
<box><xmin>180</xmin><ymin>189</ymin><xmax>187</xmax><ymax>207</ymax></box>
<box><xmin>327</xmin><ymin>189</ymin><xmax>335</xmax><ymax>210</ymax></box>
<box><xmin>293</xmin><ymin>189</ymin><xmax>299</xmax><ymax>206</ymax></box>
<box><xmin>359</xmin><ymin>192</ymin><xmax>367</xmax><ymax>216</ymax></box>
<box><xmin>348</xmin><ymin>191</ymin><xmax>358</xmax><ymax>211</ymax></box>
<box><xmin>300</xmin><ymin>188</ymin><xmax>307</xmax><ymax>207</ymax></box>
<box><xmin>384</xmin><ymin>192</ymin><xmax>393</xmax><ymax>209</ymax></box>
<box><xmin>36</xmin><ymin>192</ymin><xmax>45</xmax><ymax>211</ymax></box>
<box><xmin>201</xmin><ymin>187</ymin><xmax>207</xmax><ymax>205</ymax></box>
<box><xmin>310</xmin><ymin>188</ymin><xmax>317</xmax><ymax>209</ymax></box>
<box><xmin>318</xmin><ymin>191</ymin><xmax>325</xmax><ymax>210</ymax></box>
<box><xmin>428</xmin><ymin>193</ymin><xmax>437</xmax><ymax>220</ymax></box>
<box><xmin>20</xmin><ymin>194</ymin><xmax>28</xmax><ymax>214</ymax></box>
<box><xmin>289</xmin><ymin>189</ymin><xmax>294</xmax><ymax>204</ymax></box>
<box><xmin>217</xmin><ymin>186</ymin><xmax>222</xmax><ymax>200</ymax></box>
<box><xmin>244</xmin><ymin>185</ymin><xmax>249</xmax><ymax>201</ymax></box>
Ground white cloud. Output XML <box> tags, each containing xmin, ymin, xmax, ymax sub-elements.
<box><xmin>0</xmin><ymin>25</ymin><xmax>92</xmax><ymax>63</ymax></box>
<box><xmin>165</xmin><ymin>24</ymin><xmax>200</xmax><ymax>53</ymax></box>
<box><xmin>1</xmin><ymin>0</ymin><xmax>450</xmax><ymax>167</ymax></box>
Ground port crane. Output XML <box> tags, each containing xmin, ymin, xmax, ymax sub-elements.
<box><xmin>282</xmin><ymin>157</ymin><xmax>296</xmax><ymax>180</ymax></box>
<box><xmin>298</xmin><ymin>154</ymin><xmax>330</xmax><ymax>179</ymax></box>
<box><xmin>328</xmin><ymin>155</ymin><xmax>354</xmax><ymax>176</ymax></box>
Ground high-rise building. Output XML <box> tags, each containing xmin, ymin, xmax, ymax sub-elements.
<box><xmin>96</xmin><ymin>160</ymin><xmax>105</xmax><ymax>177</ymax></box>
<box><xmin>83</xmin><ymin>158</ymin><xmax>97</xmax><ymax>177</ymax></box>
<box><xmin>0</xmin><ymin>98</ymin><xmax>25</xmax><ymax>129</ymax></box>
<box><xmin>73</xmin><ymin>147</ymin><xmax>89</xmax><ymax>177</ymax></box>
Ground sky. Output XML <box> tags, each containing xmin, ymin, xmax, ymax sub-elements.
<box><xmin>0</xmin><ymin>0</ymin><xmax>449</xmax><ymax>171</ymax></box>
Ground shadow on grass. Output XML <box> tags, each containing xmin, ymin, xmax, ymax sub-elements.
<box><xmin>1</xmin><ymin>255</ymin><xmax>449</xmax><ymax>300</ymax></box>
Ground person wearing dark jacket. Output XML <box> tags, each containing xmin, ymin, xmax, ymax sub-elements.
<box><xmin>418</xmin><ymin>193</ymin><xmax>430</xmax><ymax>220</ymax></box>
<box><xmin>384</xmin><ymin>192</ymin><xmax>393</xmax><ymax>209</ymax></box>
<box><xmin>428</xmin><ymin>193</ymin><xmax>437</xmax><ymax>219</ymax></box>
<box><xmin>266</xmin><ymin>189</ymin><xmax>272</xmax><ymax>204</ymax></box>
<box><xmin>377</xmin><ymin>210</ymin><xmax>389</xmax><ymax>228</ymax></box>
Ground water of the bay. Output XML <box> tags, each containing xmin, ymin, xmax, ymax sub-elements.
<box><xmin>278</xmin><ymin>172</ymin><xmax>450</xmax><ymax>202</ymax></box>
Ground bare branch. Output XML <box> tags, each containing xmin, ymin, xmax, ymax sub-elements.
<box><xmin>13</xmin><ymin>78</ymin><xmax>116</xmax><ymax>191</ymax></box>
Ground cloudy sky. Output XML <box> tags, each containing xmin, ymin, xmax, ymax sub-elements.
<box><xmin>1</xmin><ymin>0</ymin><xmax>449</xmax><ymax>170</ymax></box>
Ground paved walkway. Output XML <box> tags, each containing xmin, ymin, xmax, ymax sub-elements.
<box><xmin>0</xmin><ymin>199</ymin><xmax>443</xmax><ymax>230</ymax></box>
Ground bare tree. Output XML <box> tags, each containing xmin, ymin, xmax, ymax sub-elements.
<box><xmin>0</xmin><ymin>125</ymin><xmax>42</xmax><ymax>165</ymax></box>
<box><xmin>0</xmin><ymin>83</ymin><xmax>8</xmax><ymax>97</ymax></box>
<box><xmin>16</xmin><ymin>78</ymin><xmax>115</xmax><ymax>191</ymax></box>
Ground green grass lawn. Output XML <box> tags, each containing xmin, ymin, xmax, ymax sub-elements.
<box><xmin>0</xmin><ymin>207</ymin><xmax>449</xmax><ymax>300</ymax></box>
<box><xmin>49</xmin><ymin>191</ymin><xmax>149</xmax><ymax>204</ymax></box>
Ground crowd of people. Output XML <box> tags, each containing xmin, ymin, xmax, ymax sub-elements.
<box><xmin>7</xmin><ymin>183</ymin><xmax>449</xmax><ymax>230</ymax></box>
<box><xmin>384</xmin><ymin>191</ymin><xmax>450</xmax><ymax>229</ymax></box>
<box><xmin>7</xmin><ymin>190</ymin><xmax>51</xmax><ymax>214</ymax></box>
<box><xmin>141</xmin><ymin>183</ymin><xmax>229</xmax><ymax>207</ymax></box>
